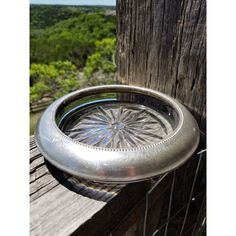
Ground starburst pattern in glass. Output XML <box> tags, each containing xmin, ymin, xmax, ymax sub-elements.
<box><xmin>64</xmin><ymin>103</ymin><xmax>173</xmax><ymax>149</ymax></box>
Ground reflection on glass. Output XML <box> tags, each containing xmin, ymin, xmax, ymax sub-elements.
<box><xmin>57</xmin><ymin>92</ymin><xmax>179</xmax><ymax>149</ymax></box>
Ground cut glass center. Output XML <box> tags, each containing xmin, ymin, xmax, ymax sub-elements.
<box><xmin>110</xmin><ymin>122</ymin><xmax>125</xmax><ymax>131</ymax></box>
<box><xmin>63</xmin><ymin>102</ymin><xmax>174</xmax><ymax>149</ymax></box>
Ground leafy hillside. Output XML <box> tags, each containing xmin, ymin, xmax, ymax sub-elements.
<box><xmin>30</xmin><ymin>5</ymin><xmax>116</xmax><ymax>104</ymax></box>
<box><xmin>30</xmin><ymin>12</ymin><xmax>116</xmax><ymax>67</ymax></box>
<box><xmin>30</xmin><ymin>4</ymin><xmax>115</xmax><ymax>29</ymax></box>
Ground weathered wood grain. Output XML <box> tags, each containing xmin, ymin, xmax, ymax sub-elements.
<box><xmin>117</xmin><ymin>0</ymin><xmax>206</xmax><ymax>131</ymax></box>
<box><xmin>30</xmin><ymin>136</ymin><xmax>150</xmax><ymax>236</ymax></box>
<box><xmin>30</xmin><ymin>184</ymin><xmax>106</xmax><ymax>236</ymax></box>
<box><xmin>110</xmin><ymin>175</ymin><xmax>172</xmax><ymax>236</ymax></box>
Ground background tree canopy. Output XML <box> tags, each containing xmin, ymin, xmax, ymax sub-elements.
<box><xmin>30</xmin><ymin>5</ymin><xmax>116</xmax><ymax>105</ymax></box>
<box><xmin>30</xmin><ymin>61</ymin><xmax>82</xmax><ymax>102</ymax></box>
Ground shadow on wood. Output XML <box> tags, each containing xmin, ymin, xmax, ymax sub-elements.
<box><xmin>45</xmin><ymin>159</ymin><xmax>125</xmax><ymax>203</ymax></box>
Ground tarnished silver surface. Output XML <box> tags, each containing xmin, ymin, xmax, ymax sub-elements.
<box><xmin>35</xmin><ymin>85</ymin><xmax>199</xmax><ymax>183</ymax></box>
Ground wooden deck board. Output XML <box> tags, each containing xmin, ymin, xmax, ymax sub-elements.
<box><xmin>30</xmin><ymin>136</ymin><xmax>150</xmax><ymax>236</ymax></box>
<box><xmin>30</xmin><ymin>136</ymin><xmax>118</xmax><ymax>235</ymax></box>
<box><xmin>30</xmin><ymin>184</ymin><xmax>106</xmax><ymax>236</ymax></box>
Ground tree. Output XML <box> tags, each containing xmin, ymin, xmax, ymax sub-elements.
<box><xmin>30</xmin><ymin>13</ymin><xmax>116</xmax><ymax>68</ymax></box>
<box><xmin>30</xmin><ymin>61</ymin><xmax>81</xmax><ymax>103</ymax></box>
<box><xmin>84</xmin><ymin>37</ymin><xmax>116</xmax><ymax>85</ymax></box>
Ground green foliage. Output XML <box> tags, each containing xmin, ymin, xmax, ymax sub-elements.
<box><xmin>30</xmin><ymin>5</ymin><xmax>115</xmax><ymax>29</ymax></box>
<box><xmin>30</xmin><ymin>5</ymin><xmax>82</xmax><ymax>29</ymax></box>
<box><xmin>30</xmin><ymin>61</ymin><xmax>81</xmax><ymax>102</ymax></box>
<box><xmin>84</xmin><ymin>37</ymin><xmax>116</xmax><ymax>78</ymax></box>
<box><xmin>30</xmin><ymin>12</ymin><xmax>116</xmax><ymax>68</ymax></box>
<box><xmin>30</xmin><ymin>81</ymin><xmax>50</xmax><ymax>102</ymax></box>
<box><xmin>30</xmin><ymin>5</ymin><xmax>117</xmax><ymax>104</ymax></box>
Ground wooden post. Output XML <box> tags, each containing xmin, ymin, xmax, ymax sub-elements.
<box><xmin>116</xmin><ymin>0</ymin><xmax>206</xmax><ymax>131</ymax></box>
<box><xmin>116</xmin><ymin>0</ymin><xmax>206</xmax><ymax>235</ymax></box>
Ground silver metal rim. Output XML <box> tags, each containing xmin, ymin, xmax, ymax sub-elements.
<box><xmin>35</xmin><ymin>85</ymin><xmax>199</xmax><ymax>183</ymax></box>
